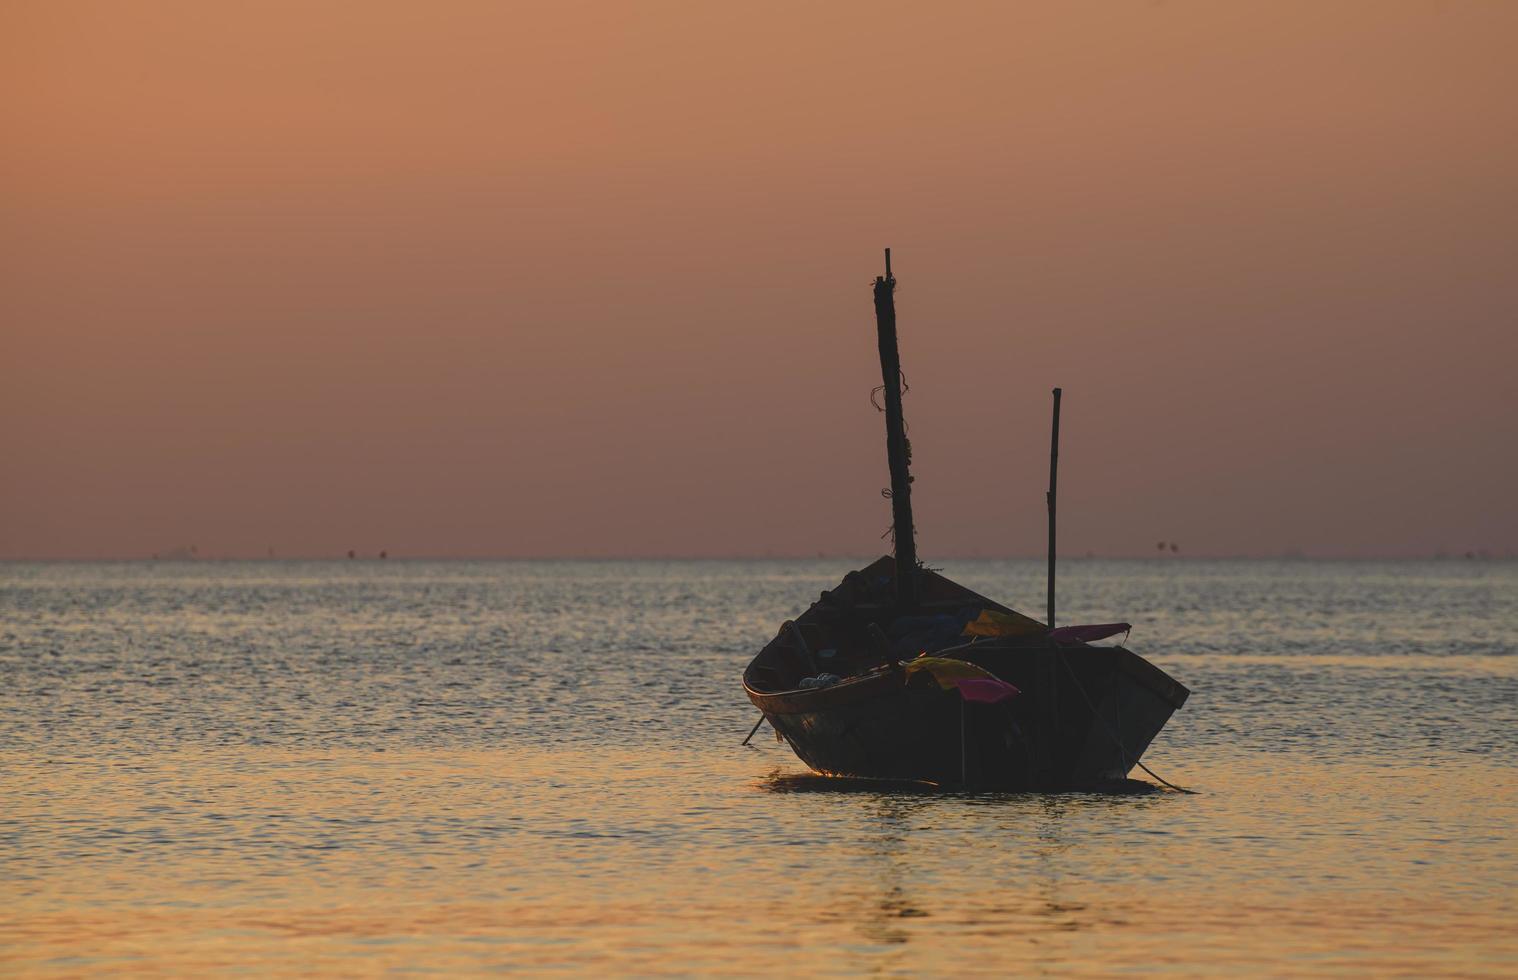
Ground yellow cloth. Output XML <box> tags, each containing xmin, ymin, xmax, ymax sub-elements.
<box><xmin>903</xmin><ymin>656</ymin><xmax>998</xmax><ymax>691</ymax></box>
<box><xmin>961</xmin><ymin>608</ymin><xmax>1046</xmax><ymax>638</ymax></box>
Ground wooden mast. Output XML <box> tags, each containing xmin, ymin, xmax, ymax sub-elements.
<box><xmin>873</xmin><ymin>248</ymin><xmax>917</xmax><ymax>608</ymax></box>
<box><xmin>1047</xmin><ymin>387</ymin><xmax>1062</xmax><ymax>627</ymax></box>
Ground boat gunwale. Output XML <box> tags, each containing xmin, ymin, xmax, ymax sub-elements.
<box><xmin>743</xmin><ymin>662</ymin><xmax>903</xmax><ymax>714</ymax></box>
<box><xmin>745</xmin><ymin>640</ymin><xmax>1190</xmax><ymax>714</ymax></box>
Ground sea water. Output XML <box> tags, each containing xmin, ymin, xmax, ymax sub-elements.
<box><xmin>2</xmin><ymin>559</ymin><xmax>1514</xmax><ymax>975</ymax></box>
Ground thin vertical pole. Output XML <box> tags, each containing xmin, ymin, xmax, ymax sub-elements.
<box><xmin>1047</xmin><ymin>388</ymin><xmax>1062</xmax><ymax>628</ymax></box>
<box><xmin>740</xmin><ymin>713</ymin><xmax>765</xmax><ymax>746</ymax></box>
<box><xmin>873</xmin><ymin>248</ymin><xmax>917</xmax><ymax>608</ymax></box>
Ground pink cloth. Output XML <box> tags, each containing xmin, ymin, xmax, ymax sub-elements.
<box><xmin>1048</xmin><ymin>623</ymin><xmax>1131</xmax><ymax>645</ymax></box>
<box><xmin>955</xmin><ymin>678</ymin><xmax>1020</xmax><ymax>703</ymax></box>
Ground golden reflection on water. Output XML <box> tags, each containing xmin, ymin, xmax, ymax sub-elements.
<box><xmin>5</xmin><ymin>744</ymin><xmax>1514</xmax><ymax>976</ymax></box>
<box><xmin>4</xmin><ymin>558</ymin><xmax>1515</xmax><ymax>974</ymax></box>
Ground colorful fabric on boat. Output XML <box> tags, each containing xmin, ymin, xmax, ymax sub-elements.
<box><xmin>955</xmin><ymin>678</ymin><xmax>1020</xmax><ymax>703</ymax></box>
<box><xmin>1048</xmin><ymin>623</ymin><xmax>1132</xmax><ymax>646</ymax></box>
<box><xmin>903</xmin><ymin>656</ymin><xmax>997</xmax><ymax>690</ymax></box>
<box><xmin>961</xmin><ymin>608</ymin><xmax>1047</xmax><ymax>638</ymax></box>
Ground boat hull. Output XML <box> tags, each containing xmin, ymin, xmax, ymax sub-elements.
<box><xmin>751</xmin><ymin>646</ymin><xmax>1183</xmax><ymax>790</ymax></box>
<box><xmin>742</xmin><ymin>559</ymin><xmax>1189</xmax><ymax>790</ymax></box>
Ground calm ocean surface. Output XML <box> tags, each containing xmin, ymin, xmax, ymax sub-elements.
<box><xmin>2</xmin><ymin>558</ymin><xmax>1514</xmax><ymax>976</ymax></box>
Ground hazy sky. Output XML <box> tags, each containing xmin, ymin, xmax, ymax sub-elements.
<box><xmin>3</xmin><ymin>1</ymin><xmax>1515</xmax><ymax>559</ymax></box>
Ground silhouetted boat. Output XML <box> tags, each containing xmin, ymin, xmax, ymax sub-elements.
<box><xmin>741</xmin><ymin>252</ymin><xmax>1189</xmax><ymax>790</ymax></box>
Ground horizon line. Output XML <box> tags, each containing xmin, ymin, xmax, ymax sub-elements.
<box><xmin>1</xmin><ymin>551</ymin><xmax>1512</xmax><ymax>563</ymax></box>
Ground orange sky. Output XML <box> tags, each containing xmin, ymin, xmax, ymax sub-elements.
<box><xmin>3</xmin><ymin>1</ymin><xmax>1515</xmax><ymax>558</ymax></box>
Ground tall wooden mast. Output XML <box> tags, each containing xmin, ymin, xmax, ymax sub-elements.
<box><xmin>1047</xmin><ymin>387</ymin><xmax>1062</xmax><ymax>627</ymax></box>
<box><xmin>873</xmin><ymin>248</ymin><xmax>918</xmax><ymax>607</ymax></box>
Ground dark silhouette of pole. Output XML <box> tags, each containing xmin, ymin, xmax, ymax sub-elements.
<box><xmin>873</xmin><ymin>248</ymin><xmax>917</xmax><ymax>608</ymax></box>
<box><xmin>741</xmin><ymin>714</ymin><xmax>766</xmax><ymax>746</ymax></box>
<box><xmin>1047</xmin><ymin>387</ymin><xmax>1062</xmax><ymax>627</ymax></box>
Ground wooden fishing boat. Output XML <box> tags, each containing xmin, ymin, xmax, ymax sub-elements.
<box><xmin>741</xmin><ymin>252</ymin><xmax>1189</xmax><ymax>790</ymax></box>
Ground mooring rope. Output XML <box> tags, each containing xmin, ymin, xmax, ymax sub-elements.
<box><xmin>1057</xmin><ymin>650</ymin><xmax>1196</xmax><ymax>794</ymax></box>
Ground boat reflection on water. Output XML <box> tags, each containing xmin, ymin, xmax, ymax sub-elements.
<box><xmin>753</xmin><ymin>766</ymin><xmax>1180</xmax><ymax>967</ymax></box>
<box><xmin>756</xmin><ymin>768</ymin><xmax>1165</xmax><ymax>797</ymax></box>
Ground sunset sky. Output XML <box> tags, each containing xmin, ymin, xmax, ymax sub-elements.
<box><xmin>3</xmin><ymin>1</ymin><xmax>1514</xmax><ymax>559</ymax></box>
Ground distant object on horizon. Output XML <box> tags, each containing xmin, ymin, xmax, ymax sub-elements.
<box><xmin>1156</xmin><ymin>541</ymin><xmax>1180</xmax><ymax>554</ymax></box>
<box><xmin>152</xmin><ymin>545</ymin><xmax>198</xmax><ymax>560</ymax></box>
